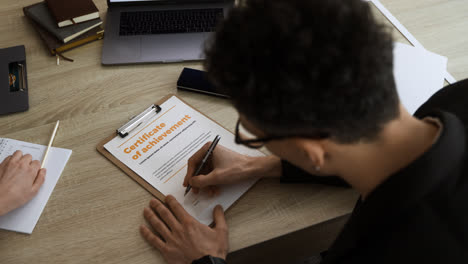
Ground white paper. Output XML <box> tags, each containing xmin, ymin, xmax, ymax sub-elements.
<box><xmin>105</xmin><ymin>96</ymin><xmax>264</xmax><ymax>225</ymax></box>
<box><xmin>0</xmin><ymin>138</ymin><xmax>72</xmax><ymax>234</ymax></box>
<box><xmin>393</xmin><ymin>42</ymin><xmax>447</xmax><ymax>114</ymax></box>
<box><xmin>369</xmin><ymin>0</ymin><xmax>456</xmax><ymax>84</ymax></box>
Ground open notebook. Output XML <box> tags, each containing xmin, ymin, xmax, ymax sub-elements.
<box><xmin>0</xmin><ymin>138</ymin><xmax>72</xmax><ymax>234</ymax></box>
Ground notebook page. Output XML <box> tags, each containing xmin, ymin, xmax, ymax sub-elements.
<box><xmin>0</xmin><ymin>138</ymin><xmax>72</xmax><ymax>234</ymax></box>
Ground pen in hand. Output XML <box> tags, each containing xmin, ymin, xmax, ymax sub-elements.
<box><xmin>184</xmin><ymin>135</ymin><xmax>221</xmax><ymax>196</ymax></box>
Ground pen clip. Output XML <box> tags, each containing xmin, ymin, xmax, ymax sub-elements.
<box><xmin>203</xmin><ymin>135</ymin><xmax>221</xmax><ymax>163</ymax></box>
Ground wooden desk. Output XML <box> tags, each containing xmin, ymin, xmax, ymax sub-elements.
<box><xmin>0</xmin><ymin>0</ymin><xmax>465</xmax><ymax>263</ymax></box>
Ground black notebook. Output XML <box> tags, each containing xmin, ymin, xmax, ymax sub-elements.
<box><xmin>23</xmin><ymin>2</ymin><xmax>102</xmax><ymax>43</ymax></box>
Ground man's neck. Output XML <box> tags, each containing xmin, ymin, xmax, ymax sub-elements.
<box><xmin>331</xmin><ymin>105</ymin><xmax>441</xmax><ymax>199</ymax></box>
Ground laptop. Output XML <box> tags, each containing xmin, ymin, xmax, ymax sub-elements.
<box><xmin>102</xmin><ymin>0</ymin><xmax>233</xmax><ymax>65</ymax></box>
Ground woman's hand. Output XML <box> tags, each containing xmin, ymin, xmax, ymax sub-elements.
<box><xmin>0</xmin><ymin>150</ymin><xmax>46</xmax><ymax>216</ymax></box>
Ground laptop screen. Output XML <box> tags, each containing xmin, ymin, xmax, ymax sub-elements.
<box><xmin>108</xmin><ymin>0</ymin><xmax>226</xmax><ymax>8</ymax></box>
<box><xmin>110</xmin><ymin>0</ymin><xmax>173</xmax><ymax>2</ymax></box>
<box><xmin>110</xmin><ymin>0</ymin><xmax>161</xmax><ymax>2</ymax></box>
<box><xmin>109</xmin><ymin>0</ymin><xmax>216</xmax><ymax>2</ymax></box>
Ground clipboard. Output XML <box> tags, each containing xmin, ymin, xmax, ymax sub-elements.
<box><xmin>96</xmin><ymin>94</ymin><xmax>234</xmax><ymax>202</ymax></box>
<box><xmin>0</xmin><ymin>45</ymin><xmax>29</xmax><ymax>115</ymax></box>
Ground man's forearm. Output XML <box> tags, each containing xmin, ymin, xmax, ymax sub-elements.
<box><xmin>249</xmin><ymin>156</ymin><xmax>282</xmax><ymax>179</ymax></box>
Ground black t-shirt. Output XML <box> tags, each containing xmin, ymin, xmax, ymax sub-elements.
<box><xmin>281</xmin><ymin>79</ymin><xmax>468</xmax><ymax>264</ymax></box>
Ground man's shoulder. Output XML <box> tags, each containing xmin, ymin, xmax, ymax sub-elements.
<box><xmin>415</xmin><ymin>79</ymin><xmax>468</xmax><ymax>124</ymax></box>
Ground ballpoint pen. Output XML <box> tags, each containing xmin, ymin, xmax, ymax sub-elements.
<box><xmin>184</xmin><ymin>135</ymin><xmax>221</xmax><ymax>196</ymax></box>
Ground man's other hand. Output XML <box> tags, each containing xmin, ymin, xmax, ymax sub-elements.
<box><xmin>0</xmin><ymin>150</ymin><xmax>47</xmax><ymax>215</ymax></box>
<box><xmin>140</xmin><ymin>195</ymin><xmax>228</xmax><ymax>264</ymax></box>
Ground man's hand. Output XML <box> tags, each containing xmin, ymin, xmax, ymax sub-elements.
<box><xmin>140</xmin><ymin>195</ymin><xmax>228</xmax><ymax>264</ymax></box>
<box><xmin>183</xmin><ymin>143</ymin><xmax>282</xmax><ymax>195</ymax></box>
<box><xmin>0</xmin><ymin>150</ymin><xmax>47</xmax><ymax>216</ymax></box>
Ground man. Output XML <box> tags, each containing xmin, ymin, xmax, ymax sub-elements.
<box><xmin>140</xmin><ymin>0</ymin><xmax>468</xmax><ymax>263</ymax></box>
<box><xmin>0</xmin><ymin>150</ymin><xmax>46</xmax><ymax>216</ymax></box>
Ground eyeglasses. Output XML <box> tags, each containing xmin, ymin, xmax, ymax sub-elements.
<box><xmin>234</xmin><ymin>119</ymin><xmax>330</xmax><ymax>149</ymax></box>
<box><xmin>235</xmin><ymin>119</ymin><xmax>283</xmax><ymax>148</ymax></box>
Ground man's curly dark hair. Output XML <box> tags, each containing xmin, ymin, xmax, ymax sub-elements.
<box><xmin>204</xmin><ymin>0</ymin><xmax>399</xmax><ymax>143</ymax></box>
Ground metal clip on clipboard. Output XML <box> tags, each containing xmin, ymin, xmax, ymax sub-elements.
<box><xmin>117</xmin><ymin>104</ymin><xmax>162</xmax><ymax>138</ymax></box>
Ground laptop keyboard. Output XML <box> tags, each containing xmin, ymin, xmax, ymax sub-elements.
<box><xmin>119</xmin><ymin>8</ymin><xmax>224</xmax><ymax>36</ymax></box>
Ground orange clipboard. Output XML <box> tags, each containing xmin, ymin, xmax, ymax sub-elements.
<box><xmin>96</xmin><ymin>94</ymin><xmax>236</xmax><ymax>202</ymax></box>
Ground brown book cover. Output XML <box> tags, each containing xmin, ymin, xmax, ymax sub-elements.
<box><xmin>23</xmin><ymin>2</ymin><xmax>102</xmax><ymax>43</ymax></box>
<box><xmin>45</xmin><ymin>0</ymin><xmax>99</xmax><ymax>28</ymax></box>
<box><xmin>24</xmin><ymin>6</ymin><xmax>103</xmax><ymax>56</ymax></box>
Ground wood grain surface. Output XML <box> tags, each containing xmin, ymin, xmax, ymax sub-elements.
<box><xmin>0</xmin><ymin>0</ymin><xmax>465</xmax><ymax>263</ymax></box>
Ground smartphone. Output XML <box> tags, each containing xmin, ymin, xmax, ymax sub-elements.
<box><xmin>176</xmin><ymin>68</ymin><xmax>229</xmax><ymax>98</ymax></box>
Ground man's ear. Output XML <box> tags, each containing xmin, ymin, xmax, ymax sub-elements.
<box><xmin>293</xmin><ymin>138</ymin><xmax>326</xmax><ymax>169</ymax></box>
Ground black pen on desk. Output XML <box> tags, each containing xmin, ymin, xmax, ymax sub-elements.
<box><xmin>184</xmin><ymin>135</ymin><xmax>221</xmax><ymax>196</ymax></box>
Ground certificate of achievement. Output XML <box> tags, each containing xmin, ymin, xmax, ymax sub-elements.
<box><xmin>104</xmin><ymin>96</ymin><xmax>264</xmax><ymax>225</ymax></box>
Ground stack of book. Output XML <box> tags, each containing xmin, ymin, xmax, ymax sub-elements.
<box><xmin>23</xmin><ymin>0</ymin><xmax>104</xmax><ymax>63</ymax></box>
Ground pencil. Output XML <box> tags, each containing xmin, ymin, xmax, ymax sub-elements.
<box><xmin>41</xmin><ymin>120</ymin><xmax>60</xmax><ymax>168</ymax></box>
